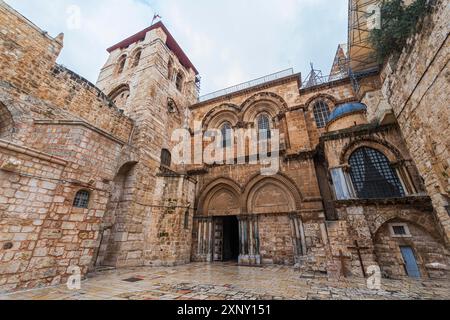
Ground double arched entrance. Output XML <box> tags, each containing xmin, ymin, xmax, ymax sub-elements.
<box><xmin>193</xmin><ymin>175</ymin><xmax>303</xmax><ymax>265</ymax></box>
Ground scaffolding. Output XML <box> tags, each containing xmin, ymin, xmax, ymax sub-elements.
<box><xmin>347</xmin><ymin>0</ymin><xmax>381</xmax><ymax>73</ymax></box>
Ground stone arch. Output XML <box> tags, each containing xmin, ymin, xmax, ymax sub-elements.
<box><xmin>116</xmin><ymin>54</ymin><xmax>127</xmax><ymax>74</ymax></box>
<box><xmin>0</xmin><ymin>102</ymin><xmax>15</xmax><ymax>140</ymax></box>
<box><xmin>202</xmin><ymin>103</ymin><xmax>240</xmax><ymax>129</ymax></box>
<box><xmin>304</xmin><ymin>93</ymin><xmax>338</xmax><ymax>111</ymax></box>
<box><xmin>108</xmin><ymin>84</ymin><xmax>130</xmax><ymax>110</ymax></box>
<box><xmin>197</xmin><ymin>178</ymin><xmax>242</xmax><ymax>216</ymax></box>
<box><xmin>243</xmin><ymin>174</ymin><xmax>302</xmax><ymax>214</ymax></box>
<box><xmin>373</xmin><ymin>217</ymin><xmax>449</xmax><ymax>279</ymax></box>
<box><xmin>240</xmin><ymin>92</ymin><xmax>288</xmax><ymax>123</ymax></box>
<box><xmin>131</xmin><ymin>48</ymin><xmax>142</xmax><ymax>68</ymax></box>
<box><xmin>340</xmin><ymin>137</ymin><xmax>404</xmax><ymax>165</ymax></box>
<box><xmin>369</xmin><ymin>210</ymin><xmax>438</xmax><ymax>239</ymax></box>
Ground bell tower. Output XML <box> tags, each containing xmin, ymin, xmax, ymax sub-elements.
<box><xmin>94</xmin><ymin>22</ymin><xmax>200</xmax><ymax>268</ymax></box>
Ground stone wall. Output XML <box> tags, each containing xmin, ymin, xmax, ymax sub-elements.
<box><xmin>330</xmin><ymin>199</ymin><xmax>450</xmax><ymax>279</ymax></box>
<box><xmin>381</xmin><ymin>0</ymin><xmax>450</xmax><ymax>242</ymax></box>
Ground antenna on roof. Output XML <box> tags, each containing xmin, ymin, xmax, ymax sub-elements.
<box><xmin>151</xmin><ymin>13</ymin><xmax>162</xmax><ymax>26</ymax></box>
<box><xmin>304</xmin><ymin>63</ymin><xmax>324</xmax><ymax>88</ymax></box>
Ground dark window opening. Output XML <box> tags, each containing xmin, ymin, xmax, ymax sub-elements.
<box><xmin>184</xmin><ymin>210</ymin><xmax>190</xmax><ymax>229</ymax></box>
<box><xmin>132</xmin><ymin>50</ymin><xmax>142</xmax><ymax>67</ymax></box>
<box><xmin>176</xmin><ymin>72</ymin><xmax>184</xmax><ymax>91</ymax></box>
<box><xmin>161</xmin><ymin>149</ymin><xmax>172</xmax><ymax>168</ymax></box>
<box><xmin>392</xmin><ymin>226</ymin><xmax>407</xmax><ymax>235</ymax></box>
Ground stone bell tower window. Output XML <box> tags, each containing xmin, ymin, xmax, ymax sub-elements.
<box><xmin>132</xmin><ymin>49</ymin><xmax>142</xmax><ymax>68</ymax></box>
<box><xmin>117</xmin><ymin>55</ymin><xmax>127</xmax><ymax>74</ymax></box>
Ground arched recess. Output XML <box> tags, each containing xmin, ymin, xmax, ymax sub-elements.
<box><xmin>373</xmin><ymin>218</ymin><xmax>449</xmax><ymax>279</ymax></box>
<box><xmin>240</xmin><ymin>92</ymin><xmax>288</xmax><ymax>123</ymax></box>
<box><xmin>196</xmin><ymin>178</ymin><xmax>242</xmax><ymax>216</ymax></box>
<box><xmin>108</xmin><ymin>84</ymin><xmax>131</xmax><ymax>110</ymax></box>
<box><xmin>243</xmin><ymin>174</ymin><xmax>302</xmax><ymax>214</ymax></box>
<box><xmin>340</xmin><ymin>137</ymin><xmax>404</xmax><ymax>165</ymax></box>
<box><xmin>0</xmin><ymin>102</ymin><xmax>14</xmax><ymax>140</ymax></box>
<box><xmin>202</xmin><ymin>104</ymin><xmax>240</xmax><ymax>130</ymax></box>
<box><xmin>94</xmin><ymin>161</ymin><xmax>138</xmax><ymax>268</ymax></box>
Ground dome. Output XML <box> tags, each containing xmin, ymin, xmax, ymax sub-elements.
<box><xmin>327</xmin><ymin>102</ymin><xmax>367</xmax><ymax>124</ymax></box>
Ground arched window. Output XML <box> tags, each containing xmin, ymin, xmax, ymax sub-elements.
<box><xmin>73</xmin><ymin>190</ymin><xmax>90</xmax><ymax>209</ymax></box>
<box><xmin>132</xmin><ymin>49</ymin><xmax>142</xmax><ymax>68</ymax></box>
<box><xmin>313</xmin><ymin>100</ymin><xmax>330</xmax><ymax>128</ymax></box>
<box><xmin>117</xmin><ymin>55</ymin><xmax>127</xmax><ymax>74</ymax></box>
<box><xmin>161</xmin><ymin>149</ymin><xmax>172</xmax><ymax>168</ymax></box>
<box><xmin>257</xmin><ymin>114</ymin><xmax>271</xmax><ymax>140</ymax></box>
<box><xmin>176</xmin><ymin>72</ymin><xmax>184</xmax><ymax>91</ymax></box>
<box><xmin>349</xmin><ymin>147</ymin><xmax>405</xmax><ymax>199</ymax></box>
<box><xmin>221</xmin><ymin>122</ymin><xmax>233</xmax><ymax>149</ymax></box>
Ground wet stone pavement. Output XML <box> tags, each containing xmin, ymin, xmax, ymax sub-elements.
<box><xmin>1</xmin><ymin>263</ymin><xmax>449</xmax><ymax>300</ymax></box>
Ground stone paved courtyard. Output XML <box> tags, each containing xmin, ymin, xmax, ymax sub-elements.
<box><xmin>1</xmin><ymin>263</ymin><xmax>449</xmax><ymax>300</ymax></box>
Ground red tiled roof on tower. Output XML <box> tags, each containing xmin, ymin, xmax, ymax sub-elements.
<box><xmin>107</xmin><ymin>21</ymin><xmax>199</xmax><ymax>75</ymax></box>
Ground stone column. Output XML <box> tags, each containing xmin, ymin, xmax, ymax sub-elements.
<box><xmin>238</xmin><ymin>215</ymin><xmax>261</xmax><ymax>265</ymax></box>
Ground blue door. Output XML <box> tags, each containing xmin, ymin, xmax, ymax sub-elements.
<box><xmin>400</xmin><ymin>246</ymin><xmax>421</xmax><ymax>278</ymax></box>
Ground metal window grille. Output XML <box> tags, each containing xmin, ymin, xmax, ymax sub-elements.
<box><xmin>221</xmin><ymin>123</ymin><xmax>232</xmax><ymax>148</ymax></box>
<box><xmin>258</xmin><ymin>115</ymin><xmax>271</xmax><ymax>140</ymax></box>
<box><xmin>349</xmin><ymin>147</ymin><xmax>405</xmax><ymax>199</ymax></box>
<box><xmin>393</xmin><ymin>226</ymin><xmax>407</xmax><ymax>235</ymax></box>
<box><xmin>73</xmin><ymin>190</ymin><xmax>90</xmax><ymax>209</ymax></box>
<box><xmin>313</xmin><ymin>101</ymin><xmax>330</xmax><ymax>128</ymax></box>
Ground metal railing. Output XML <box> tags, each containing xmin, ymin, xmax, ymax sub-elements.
<box><xmin>199</xmin><ymin>68</ymin><xmax>294</xmax><ymax>102</ymax></box>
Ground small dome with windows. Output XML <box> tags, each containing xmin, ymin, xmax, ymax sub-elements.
<box><xmin>326</xmin><ymin>102</ymin><xmax>367</xmax><ymax>132</ymax></box>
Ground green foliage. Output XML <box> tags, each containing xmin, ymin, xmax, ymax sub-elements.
<box><xmin>369</xmin><ymin>0</ymin><xmax>432</xmax><ymax>63</ymax></box>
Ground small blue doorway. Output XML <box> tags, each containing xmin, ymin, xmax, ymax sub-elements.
<box><xmin>400</xmin><ymin>246</ymin><xmax>421</xmax><ymax>278</ymax></box>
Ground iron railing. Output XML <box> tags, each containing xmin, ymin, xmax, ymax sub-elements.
<box><xmin>199</xmin><ymin>68</ymin><xmax>295</xmax><ymax>102</ymax></box>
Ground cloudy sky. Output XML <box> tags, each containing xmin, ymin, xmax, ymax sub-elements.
<box><xmin>5</xmin><ymin>0</ymin><xmax>348</xmax><ymax>95</ymax></box>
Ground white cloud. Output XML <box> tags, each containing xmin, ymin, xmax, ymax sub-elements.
<box><xmin>4</xmin><ymin>0</ymin><xmax>348</xmax><ymax>94</ymax></box>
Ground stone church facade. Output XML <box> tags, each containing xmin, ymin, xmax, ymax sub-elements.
<box><xmin>0</xmin><ymin>0</ymin><xmax>449</xmax><ymax>292</ymax></box>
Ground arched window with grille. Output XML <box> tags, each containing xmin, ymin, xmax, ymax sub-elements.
<box><xmin>313</xmin><ymin>100</ymin><xmax>330</xmax><ymax>128</ymax></box>
<box><xmin>221</xmin><ymin>122</ymin><xmax>233</xmax><ymax>149</ymax></box>
<box><xmin>349</xmin><ymin>147</ymin><xmax>405</xmax><ymax>199</ymax></box>
<box><xmin>132</xmin><ymin>49</ymin><xmax>142</xmax><ymax>68</ymax></box>
<box><xmin>117</xmin><ymin>55</ymin><xmax>127</xmax><ymax>74</ymax></box>
<box><xmin>161</xmin><ymin>149</ymin><xmax>172</xmax><ymax>168</ymax></box>
<box><xmin>257</xmin><ymin>114</ymin><xmax>271</xmax><ymax>140</ymax></box>
<box><xmin>73</xmin><ymin>190</ymin><xmax>90</xmax><ymax>209</ymax></box>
